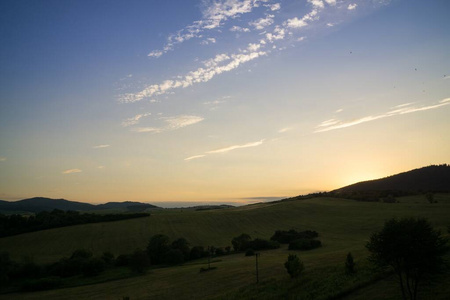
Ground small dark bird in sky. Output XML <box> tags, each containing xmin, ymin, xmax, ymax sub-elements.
<box><xmin>415</xmin><ymin>68</ymin><xmax>417</xmax><ymax>71</ymax></box>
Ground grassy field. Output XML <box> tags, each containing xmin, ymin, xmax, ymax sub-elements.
<box><xmin>1</xmin><ymin>194</ymin><xmax>449</xmax><ymax>299</ymax></box>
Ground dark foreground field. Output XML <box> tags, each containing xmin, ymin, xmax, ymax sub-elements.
<box><xmin>1</xmin><ymin>195</ymin><xmax>449</xmax><ymax>299</ymax></box>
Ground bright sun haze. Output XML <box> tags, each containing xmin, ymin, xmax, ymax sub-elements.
<box><xmin>0</xmin><ymin>0</ymin><xmax>449</xmax><ymax>205</ymax></box>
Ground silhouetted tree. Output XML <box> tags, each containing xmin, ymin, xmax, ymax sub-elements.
<box><xmin>231</xmin><ymin>233</ymin><xmax>252</xmax><ymax>251</ymax></box>
<box><xmin>171</xmin><ymin>238</ymin><xmax>190</xmax><ymax>261</ymax></box>
<box><xmin>366</xmin><ymin>218</ymin><xmax>448</xmax><ymax>300</ymax></box>
<box><xmin>284</xmin><ymin>254</ymin><xmax>304</xmax><ymax>278</ymax></box>
<box><xmin>147</xmin><ymin>234</ymin><xmax>170</xmax><ymax>264</ymax></box>
<box><xmin>345</xmin><ymin>252</ymin><xmax>355</xmax><ymax>274</ymax></box>
<box><xmin>165</xmin><ymin>249</ymin><xmax>184</xmax><ymax>265</ymax></box>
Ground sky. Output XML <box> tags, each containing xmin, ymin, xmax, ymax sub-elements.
<box><xmin>0</xmin><ymin>0</ymin><xmax>449</xmax><ymax>206</ymax></box>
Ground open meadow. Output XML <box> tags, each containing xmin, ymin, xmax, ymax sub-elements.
<box><xmin>1</xmin><ymin>194</ymin><xmax>449</xmax><ymax>299</ymax></box>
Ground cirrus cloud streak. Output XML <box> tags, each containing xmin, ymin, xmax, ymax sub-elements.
<box><xmin>62</xmin><ymin>169</ymin><xmax>82</xmax><ymax>174</ymax></box>
<box><xmin>316</xmin><ymin>98</ymin><xmax>450</xmax><ymax>133</ymax></box>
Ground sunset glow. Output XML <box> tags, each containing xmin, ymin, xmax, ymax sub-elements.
<box><xmin>0</xmin><ymin>0</ymin><xmax>449</xmax><ymax>206</ymax></box>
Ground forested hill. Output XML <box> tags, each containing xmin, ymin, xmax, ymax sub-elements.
<box><xmin>0</xmin><ymin>197</ymin><xmax>159</xmax><ymax>213</ymax></box>
<box><xmin>334</xmin><ymin>164</ymin><xmax>450</xmax><ymax>193</ymax></box>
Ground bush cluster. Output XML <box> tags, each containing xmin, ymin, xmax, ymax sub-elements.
<box><xmin>231</xmin><ymin>234</ymin><xmax>280</xmax><ymax>253</ymax></box>
<box><xmin>271</xmin><ymin>229</ymin><xmax>322</xmax><ymax>251</ymax></box>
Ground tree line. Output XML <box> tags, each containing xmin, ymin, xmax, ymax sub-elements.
<box><xmin>0</xmin><ymin>228</ymin><xmax>322</xmax><ymax>292</ymax></box>
<box><xmin>0</xmin><ymin>209</ymin><xmax>150</xmax><ymax>237</ymax></box>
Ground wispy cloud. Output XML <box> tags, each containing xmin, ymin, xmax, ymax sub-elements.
<box><xmin>122</xmin><ymin>0</ymin><xmax>342</xmax><ymax>104</ymax></box>
<box><xmin>93</xmin><ymin>144</ymin><xmax>110</xmax><ymax>149</ymax></box>
<box><xmin>163</xmin><ymin>115</ymin><xmax>205</xmax><ymax>130</ymax></box>
<box><xmin>249</xmin><ymin>14</ymin><xmax>275</xmax><ymax>30</ymax></box>
<box><xmin>267</xmin><ymin>3</ymin><xmax>281</xmax><ymax>11</ymax></box>
<box><xmin>120</xmin><ymin>50</ymin><xmax>267</xmax><ymax>103</ymax></box>
<box><xmin>133</xmin><ymin>115</ymin><xmax>204</xmax><ymax>133</ymax></box>
<box><xmin>230</xmin><ymin>25</ymin><xmax>250</xmax><ymax>32</ymax></box>
<box><xmin>184</xmin><ymin>155</ymin><xmax>206</xmax><ymax>161</ymax></box>
<box><xmin>184</xmin><ymin>139</ymin><xmax>265</xmax><ymax>161</ymax></box>
<box><xmin>284</xmin><ymin>9</ymin><xmax>319</xmax><ymax>29</ymax></box>
<box><xmin>132</xmin><ymin>127</ymin><xmax>162</xmax><ymax>133</ymax></box>
<box><xmin>200</xmin><ymin>37</ymin><xmax>217</xmax><ymax>45</ymax></box>
<box><xmin>147</xmin><ymin>0</ymin><xmax>270</xmax><ymax>58</ymax></box>
<box><xmin>278</xmin><ymin>127</ymin><xmax>293</xmax><ymax>133</ymax></box>
<box><xmin>122</xmin><ymin>112</ymin><xmax>151</xmax><ymax>127</ymax></box>
<box><xmin>348</xmin><ymin>3</ymin><xmax>358</xmax><ymax>10</ymax></box>
<box><xmin>0</xmin><ymin>157</ymin><xmax>6</xmax><ymax>162</ymax></box>
<box><xmin>316</xmin><ymin>99</ymin><xmax>450</xmax><ymax>133</ymax></box>
<box><xmin>206</xmin><ymin>139</ymin><xmax>265</xmax><ymax>154</ymax></box>
<box><xmin>392</xmin><ymin>102</ymin><xmax>414</xmax><ymax>109</ymax></box>
<box><xmin>62</xmin><ymin>169</ymin><xmax>82</xmax><ymax>174</ymax></box>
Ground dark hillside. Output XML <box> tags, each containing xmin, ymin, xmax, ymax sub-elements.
<box><xmin>0</xmin><ymin>198</ymin><xmax>159</xmax><ymax>213</ymax></box>
<box><xmin>334</xmin><ymin>165</ymin><xmax>450</xmax><ymax>193</ymax></box>
<box><xmin>0</xmin><ymin>197</ymin><xmax>95</xmax><ymax>213</ymax></box>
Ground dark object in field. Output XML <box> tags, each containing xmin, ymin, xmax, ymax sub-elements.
<box><xmin>288</xmin><ymin>238</ymin><xmax>322</xmax><ymax>251</ymax></box>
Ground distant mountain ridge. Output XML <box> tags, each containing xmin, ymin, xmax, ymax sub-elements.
<box><xmin>334</xmin><ymin>165</ymin><xmax>450</xmax><ymax>193</ymax></box>
<box><xmin>0</xmin><ymin>197</ymin><xmax>159</xmax><ymax>213</ymax></box>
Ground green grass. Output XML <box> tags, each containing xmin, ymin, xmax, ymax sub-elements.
<box><xmin>0</xmin><ymin>194</ymin><xmax>449</xmax><ymax>299</ymax></box>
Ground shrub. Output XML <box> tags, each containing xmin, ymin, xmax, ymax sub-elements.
<box><xmin>284</xmin><ymin>254</ymin><xmax>304</xmax><ymax>278</ymax></box>
<box><xmin>345</xmin><ymin>252</ymin><xmax>355</xmax><ymax>274</ymax></box>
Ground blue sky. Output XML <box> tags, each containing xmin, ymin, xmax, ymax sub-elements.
<box><xmin>1</xmin><ymin>0</ymin><xmax>449</xmax><ymax>205</ymax></box>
